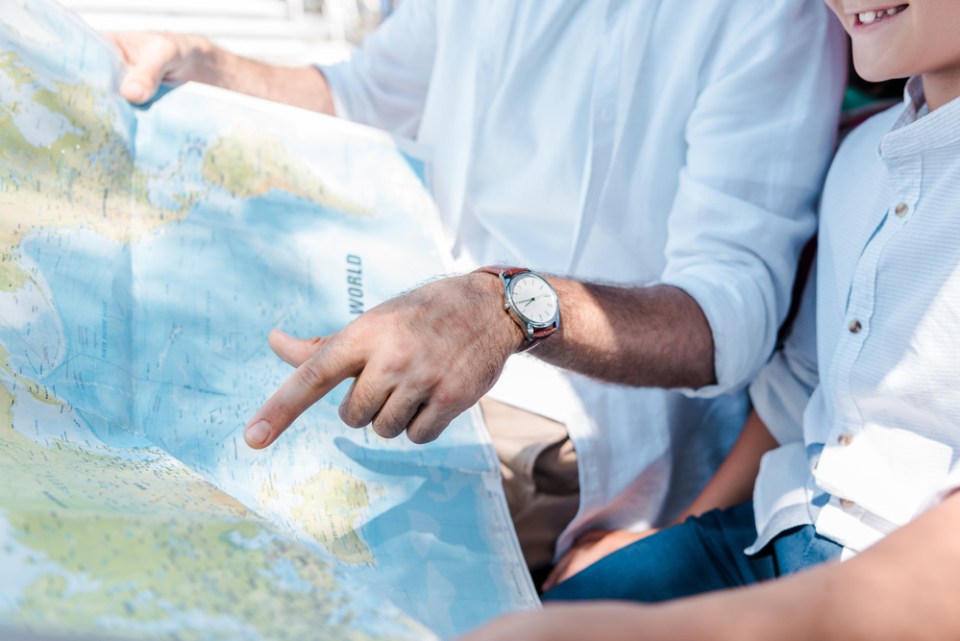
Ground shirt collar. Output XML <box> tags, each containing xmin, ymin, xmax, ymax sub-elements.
<box><xmin>880</xmin><ymin>76</ymin><xmax>960</xmax><ymax>159</ymax></box>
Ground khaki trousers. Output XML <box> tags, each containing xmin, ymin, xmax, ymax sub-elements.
<box><xmin>480</xmin><ymin>398</ymin><xmax>580</xmax><ymax>573</ymax></box>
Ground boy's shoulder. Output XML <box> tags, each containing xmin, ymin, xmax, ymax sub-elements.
<box><xmin>823</xmin><ymin>102</ymin><xmax>904</xmax><ymax>204</ymax></box>
<box><xmin>835</xmin><ymin>101</ymin><xmax>905</xmax><ymax>161</ymax></box>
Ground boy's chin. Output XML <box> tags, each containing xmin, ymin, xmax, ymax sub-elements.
<box><xmin>852</xmin><ymin>55</ymin><xmax>908</xmax><ymax>85</ymax></box>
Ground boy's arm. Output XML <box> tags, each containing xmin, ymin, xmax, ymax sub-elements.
<box><xmin>672</xmin><ymin>410</ymin><xmax>779</xmax><ymax>519</ymax></box>
<box><xmin>543</xmin><ymin>410</ymin><xmax>777</xmax><ymax>590</ymax></box>
<box><xmin>466</xmin><ymin>490</ymin><xmax>960</xmax><ymax>641</ymax></box>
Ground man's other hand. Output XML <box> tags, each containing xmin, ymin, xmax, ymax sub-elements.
<box><xmin>108</xmin><ymin>32</ymin><xmax>212</xmax><ymax>104</ymax></box>
<box><xmin>244</xmin><ymin>273</ymin><xmax>524</xmax><ymax>448</ymax></box>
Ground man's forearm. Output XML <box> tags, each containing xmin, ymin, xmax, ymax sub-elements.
<box><xmin>536</xmin><ymin>278</ymin><xmax>716</xmax><ymax>389</ymax></box>
<box><xmin>188</xmin><ymin>39</ymin><xmax>336</xmax><ymax>114</ymax></box>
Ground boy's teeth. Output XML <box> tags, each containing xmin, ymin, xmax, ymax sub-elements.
<box><xmin>859</xmin><ymin>6</ymin><xmax>904</xmax><ymax>24</ymax></box>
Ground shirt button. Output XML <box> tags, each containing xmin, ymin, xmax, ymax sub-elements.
<box><xmin>848</xmin><ymin>320</ymin><xmax>862</xmax><ymax>334</ymax></box>
<box><xmin>839</xmin><ymin>498</ymin><xmax>856</xmax><ymax>509</ymax></box>
<box><xmin>894</xmin><ymin>203</ymin><xmax>909</xmax><ymax>217</ymax></box>
<box><xmin>837</xmin><ymin>433</ymin><xmax>854</xmax><ymax>446</ymax></box>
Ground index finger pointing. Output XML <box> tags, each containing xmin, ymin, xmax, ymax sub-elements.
<box><xmin>244</xmin><ymin>337</ymin><xmax>363</xmax><ymax>449</ymax></box>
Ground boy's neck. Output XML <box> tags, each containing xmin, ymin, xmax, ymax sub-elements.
<box><xmin>922</xmin><ymin>68</ymin><xmax>960</xmax><ymax>111</ymax></box>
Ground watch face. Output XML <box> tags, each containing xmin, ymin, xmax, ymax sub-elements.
<box><xmin>508</xmin><ymin>273</ymin><xmax>558</xmax><ymax>326</ymax></box>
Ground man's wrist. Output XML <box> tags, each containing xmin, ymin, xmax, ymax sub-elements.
<box><xmin>468</xmin><ymin>271</ymin><xmax>530</xmax><ymax>355</ymax></box>
<box><xmin>182</xmin><ymin>36</ymin><xmax>221</xmax><ymax>85</ymax></box>
<box><xmin>472</xmin><ymin>266</ymin><xmax>561</xmax><ymax>353</ymax></box>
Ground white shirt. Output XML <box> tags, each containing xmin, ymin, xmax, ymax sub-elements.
<box><xmin>323</xmin><ymin>0</ymin><xmax>846</xmax><ymax>553</ymax></box>
<box><xmin>749</xmin><ymin>78</ymin><xmax>960</xmax><ymax>554</ymax></box>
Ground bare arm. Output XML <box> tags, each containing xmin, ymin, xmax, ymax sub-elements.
<box><xmin>244</xmin><ymin>273</ymin><xmax>720</xmax><ymax>447</ymax></box>
<box><xmin>110</xmin><ymin>32</ymin><xmax>335</xmax><ymax>114</ymax></box>
<box><xmin>465</xmin><ymin>490</ymin><xmax>960</xmax><ymax>641</ymax></box>
<box><xmin>678</xmin><ymin>409</ymin><xmax>779</xmax><ymax>518</ymax></box>
<box><xmin>539</xmin><ymin>279</ymin><xmax>716</xmax><ymax>389</ymax></box>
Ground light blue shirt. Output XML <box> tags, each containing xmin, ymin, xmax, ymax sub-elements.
<box><xmin>750</xmin><ymin>78</ymin><xmax>960</xmax><ymax>554</ymax></box>
<box><xmin>323</xmin><ymin>0</ymin><xmax>846</xmax><ymax>552</ymax></box>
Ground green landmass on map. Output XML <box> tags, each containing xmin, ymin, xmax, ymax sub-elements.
<box><xmin>0</xmin><ymin>376</ymin><xmax>416</xmax><ymax>641</ymax></box>
<box><xmin>201</xmin><ymin>125</ymin><xmax>369</xmax><ymax>216</ymax></box>
<box><xmin>259</xmin><ymin>466</ymin><xmax>377</xmax><ymax>566</ymax></box>
<box><xmin>0</xmin><ymin>50</ymin><xmax>366</xmax><ymax>296</ymax></box>
<box><xmin>0</xmin><ymin>344</ymin><xmax>63</xmax><ymax>406</ymax></box>
<box><xmin>0</xmin><ymin>9</ymin><xmax>474</xmax><ymax>637</ymax></box>
<box><xmin>0</xmin><ymin>51</ymin><xmax>191</xmax><ymax>293</ymax></box>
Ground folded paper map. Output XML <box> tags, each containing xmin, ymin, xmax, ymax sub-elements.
<box><xmin>0</xmin><ymin>2</ymin><xmax>538</xmax><ymax>639</ymax></box>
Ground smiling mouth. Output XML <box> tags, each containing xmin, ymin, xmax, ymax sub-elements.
<box><xmin>856</xmin><ymin>4</ymin><xmax>908</xmax><ymax>25</ymax></box>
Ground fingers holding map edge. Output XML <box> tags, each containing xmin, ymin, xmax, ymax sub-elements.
<box><xmin>108</xmin><ymin>32</ymin><xmax>181</xmax><ymax>104</ymax></box>
<box><xmin>108</xmin><ymin>32</ymin><xmax>211</xmax><ymax>105</ymax></box>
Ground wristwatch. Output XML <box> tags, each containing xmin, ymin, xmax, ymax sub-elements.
<box><xmin>475</xmin><ymin>266</ymin><xmax>560</xmax><ymax>352</ymax></box>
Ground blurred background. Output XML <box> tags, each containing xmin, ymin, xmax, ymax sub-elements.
<box><xmin>60</xmin><ymin>0</ymin><xmax>397</xmax><ymax>65</ymax></box>
<box><xmin>59</xmin><ymin>1</ymin><xmax>905</xmax><ymax>123</ymax></box>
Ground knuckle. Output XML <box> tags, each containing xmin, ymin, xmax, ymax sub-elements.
<box><xmin>342</xmin><ymin>382</ymin><xmax>376</xmax><ymax>424</ymax></box>
<box><xmin>295</xmin><ymin>361</ymin><xmax>328</xmax><ymax>392</ymax></box>
<box><xmin>338</xmin><ymin>403</ymin><xmax>364</xmax><ymax>429</ymax></box>
<box><xmin>409</xmin><ymin>420</ymin><xmax>445</xmax><ymax>445</ymax></box>
<box><xmin>333</xmin><ymin>329</ymin><xmax>363</xmax><ymax>354</ymax></box>
<box><xmin>372</xmin><ymin>414</ymin><xmax>406</xmax><ymax>439</ymax></box>
<box><xmin>430</xmin><ymin>386</ymin><xmax>456</xmax><ymax>408</ymax></box>
<box><xmin>377</xmin><ymin>356</ymin><xmax>409</xmax><ymax>380</ymax></box>
<box><xmin>407</xmin><ymin>427</ymin><xmax>433</xmax><ymax>445</ymax></box>
<box><xmin>374</xmin><ymin>340</ymin><xmax>418</xmax><ymax>372</ymax></box>
<box><xmin>430</xmin><ymin>385</ymin><xmax>468</xmax><ymax>412</ymax></box>
<box><xmin>408</xmin><ymin>408</ymin><xmax>453</xmax><ymax>445</ymax></box>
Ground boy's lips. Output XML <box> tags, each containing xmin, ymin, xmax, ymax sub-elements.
<box><xmin>851</xmin><ymin>4</ymin><xmax>908</xmax><ymax>26</ymax></box>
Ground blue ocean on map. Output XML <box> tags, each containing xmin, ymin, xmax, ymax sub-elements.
<box><xmin>20</xmin><ymin>148</ymin><xmax>526</xmax><ymax>638</ymax></box>
<box><xmin>1</xmin><ymin>2</ymin><xmax>539</xmax><ymax>636</ymax></box>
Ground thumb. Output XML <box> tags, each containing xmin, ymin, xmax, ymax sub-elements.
<box><xmin>268</xmin><ymin>329</ymin><xmax>328</xmax><ymax>367</ymax></box>
<box><xmin>111</xmin><ymin>34</ymin><xmax>179</xmax><ymax>105</ymax></box>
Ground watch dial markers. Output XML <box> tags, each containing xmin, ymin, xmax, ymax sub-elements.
<box><xmin>510</xmin><ymin>274</ymin><xmax>558</xmax><ymax>324</ymax></box>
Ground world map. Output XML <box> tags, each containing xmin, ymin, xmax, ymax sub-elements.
<box><xmin>0</xmin><ymin>1</ymin><xmax>539</xmax><ymax>639</ymax></box>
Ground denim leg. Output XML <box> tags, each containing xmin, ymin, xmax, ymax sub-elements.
<box><xmin>543</xmin><ymin>502</ymin><xmax>773</xmax><ymax>603</ymax></box>
<box><xmin>543</xmin><ymin>501</ymin><xmax>844</xmax><ymax>604</ymax></box>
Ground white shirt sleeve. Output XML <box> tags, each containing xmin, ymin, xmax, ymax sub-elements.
<box><xmin>660</xmin><ymin>2</ymin><xmax>846</xmax><ymax>397</ymax></box>
<box><xmin>319</xmin><ymin>0</ymin><xmax>437</xmax><ymax>138</ymax></box>
<box><xmin>748</xmin><ymin>258</ymin><xmax>820</xmax><ymax>445</ymax></box>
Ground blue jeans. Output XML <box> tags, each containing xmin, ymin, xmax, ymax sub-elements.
<box><xmin>542</xmin><ymin>501</ymin><xmax>842</xmax><ymax>603</ymax></box>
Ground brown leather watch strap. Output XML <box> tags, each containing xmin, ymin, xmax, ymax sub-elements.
<box><xmin>474</xmin><ymin>265</ymin><xmax>530</xmax><ymax>279</ymax></box>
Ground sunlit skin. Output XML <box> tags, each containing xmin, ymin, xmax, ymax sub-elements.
<box><xmin>825</xmin><ymin>0</ymin><xmax>960</xmax><ymax>110</ymax></box>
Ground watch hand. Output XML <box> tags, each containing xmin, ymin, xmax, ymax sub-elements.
<box><xmin>519</xmin><ymin>294</ymin><xmax>550</xmax><ymax>309</ymax></box>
